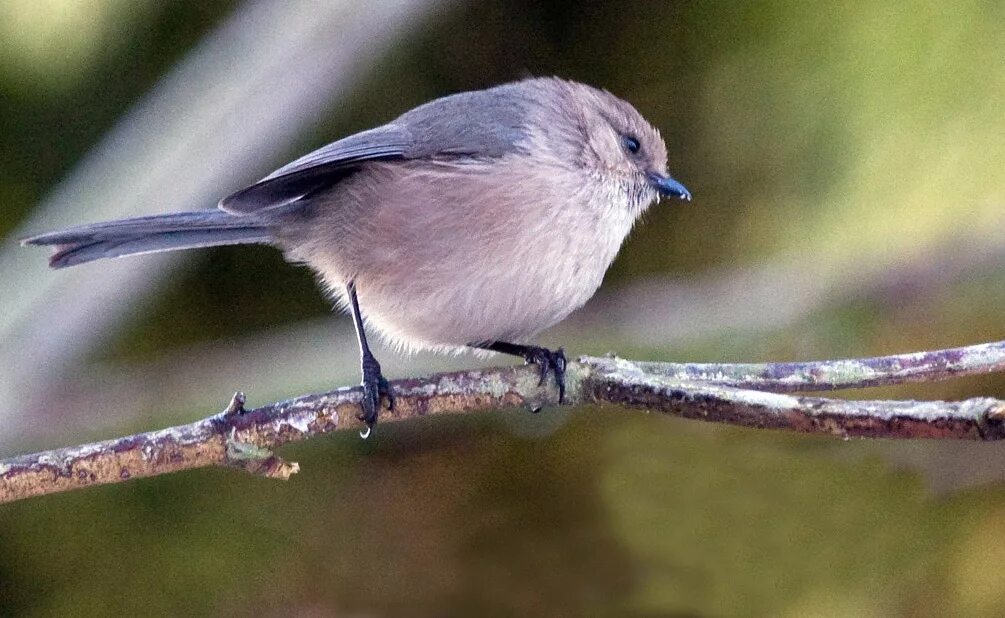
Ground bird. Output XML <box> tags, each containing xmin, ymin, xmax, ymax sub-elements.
<box><xmin>22</xmin><ymin>77</ymin><xmax>691</xmax><ymax>436</ymax></box>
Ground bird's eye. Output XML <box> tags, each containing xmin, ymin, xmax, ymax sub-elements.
<box><xmin>622</xmin><ymin>135</ymin><xmax>641</xmax><ymax>155</ymax></box>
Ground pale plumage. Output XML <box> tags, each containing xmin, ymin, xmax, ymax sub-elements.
<box><xmin>280</xmin><ymin>79</ymin><xmax>668</xmax><ymax>352</ymax></box>
<box><xmin>23</xmin><ymin>77</ymin><xmax>690</xmax><ymax>431</ymax></box>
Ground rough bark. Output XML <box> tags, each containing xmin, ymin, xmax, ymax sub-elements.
<box><xmin>4</xmin><ymin>340</ymin><xmax>1005</xmax><ymax>505</ymax></box>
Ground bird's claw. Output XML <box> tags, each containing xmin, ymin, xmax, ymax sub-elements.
<box><xmin>357</xmin><ymin>353</ymin><xmax>394</xmax><ymax>434</ymax></box>
<box><xmin>522</xmin><ymin>346</ymin><xmax>567</xmax><ymax>403</ymax></box>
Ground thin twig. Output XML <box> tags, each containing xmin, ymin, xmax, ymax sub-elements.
<box><xmin>598</xmin><ymin>340</ymin><xmax>1005</xmax><ymax>391</ymax></box>
<box><xmin>3</xmin><ymin>340</ymin><xmax>1005</xmax><ymax>505</ymax></box>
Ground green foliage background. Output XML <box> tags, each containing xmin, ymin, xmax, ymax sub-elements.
<box><xmin>1</xmin><ymin>1</ymin><xmax>1004</xmax><ymax>615</ymax></box>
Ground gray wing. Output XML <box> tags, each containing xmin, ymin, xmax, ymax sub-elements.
<box><xmin>219</xmin><ymin>83</ymin><xmax>535</xmax><ymax>214</ymax></box>
<box><xmin>219</xmin><ymin>124</ymin><xmax>411</xmax><ymax>214</ymax></box>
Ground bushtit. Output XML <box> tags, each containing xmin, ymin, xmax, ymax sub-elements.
<box><xmin>23</xmin><ymin>77</ymin><xmax>691</xmax><ymax>435</ymax></box>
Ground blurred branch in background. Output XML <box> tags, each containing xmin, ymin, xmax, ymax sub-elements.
<box><xmin>0</xmin><ymin>0</ymin><xmax>451</xmax><ymax>447</ymax></box>
<box><xmin>575</xmin><ymin>226</ymin><xmax>1005</xmax><ymax>349</ymax></box>
<box><xmin>5</xmin><ymin>340</ymin><xmax>1005</xmax><ymax>505</ymax></box>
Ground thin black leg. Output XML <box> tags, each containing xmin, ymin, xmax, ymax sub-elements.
<box><xmin>347</xmin><ymin>281</ymin><xmax>394</xmax><ymax>434</ymax></box>
<box><xmin>474</xmin><ymin>341</ymin><xmax>567</xmax><ymax>402</ymax></box>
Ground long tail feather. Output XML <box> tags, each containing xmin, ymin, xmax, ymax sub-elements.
<box><xmin>21</xmin><ymin>210</ymin><xmax>272</xmax><ymax>269</ymax></box>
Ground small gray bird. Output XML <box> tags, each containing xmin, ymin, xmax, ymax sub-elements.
<box><xmin>23</xmin><ymin>77</ymin><xmax>690</xmax><ymax>434</ymax></box>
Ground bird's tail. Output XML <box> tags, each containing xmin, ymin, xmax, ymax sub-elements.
<box><xmin>21</xmin><ymin>210</ymin><xmax>273</xmax><ymax>269</ymax></box>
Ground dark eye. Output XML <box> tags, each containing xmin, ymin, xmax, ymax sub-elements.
<box><xmin>622</xmin><ymin>135</ymin><xmax>641</xmax><ymax>155</ymax></box>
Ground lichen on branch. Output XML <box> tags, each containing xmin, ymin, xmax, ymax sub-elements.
<box><xmin>3</xmin><ymin>340</ymin><xmax>1005</xmax><ymax>505</ymax></box>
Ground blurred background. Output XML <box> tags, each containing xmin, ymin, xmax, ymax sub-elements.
<box><xmin>1</xmin><ymin>0</ymin><xmax>1004</xmax><ymax>615</ymax></box>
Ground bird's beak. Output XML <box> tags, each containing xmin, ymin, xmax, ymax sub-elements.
<box><xmin>648</xmin><ymin>172</ymin><xmax>692</xmax><ymax>201</ymax></box>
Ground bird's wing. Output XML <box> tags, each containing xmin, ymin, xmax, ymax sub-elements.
<box><xmin>219</xmin><ymin>124</ymin><xmax>410</xmax><ymax>214</ymax></box>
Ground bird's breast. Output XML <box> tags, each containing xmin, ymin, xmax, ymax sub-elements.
<box><xmin>297</xmin><ymin>158</ymin><xmax>639</xmax><ymax>352</ymax></box>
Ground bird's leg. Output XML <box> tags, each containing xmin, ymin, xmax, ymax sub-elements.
<box><xmin>347</xmin><ymin>281</ymin><xmax>394</xmax><ymax>435</ymax></box>
<box><xmin>474</xmin><ymin>341</ymin><xmax>567</xmax><ymax>403</ymax></box>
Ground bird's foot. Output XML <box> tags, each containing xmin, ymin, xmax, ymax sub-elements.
<box><xmin>521</xmin><ymin>346</ymin><xmax>567</xmax><ymax>403</ymax></box>
<box><xmin>358</xmin><ymin>352</ymin><xmax>395</xmax><ymax>438</ymax></box>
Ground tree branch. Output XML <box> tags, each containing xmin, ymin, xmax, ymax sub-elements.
<box><xmin>597</xmin><ymin>340</ymin><xmax>1005</xmax><ymax>391</ymax></box>
<box><xmin>4</xmin><ymin>340</ymin><xmax>1005</xmax><ymax>505</ymax></box>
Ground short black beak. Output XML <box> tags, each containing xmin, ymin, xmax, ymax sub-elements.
<box><xmin>648</xmin><ymin>172</ymin><xmax>692</xmax><ymax>201</ymax></box>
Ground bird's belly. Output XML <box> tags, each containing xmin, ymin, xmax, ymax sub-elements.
<box><xmin>363</xmin><ymin>252</ymin><xmax>604</xmax><ymax>351</ymax></box>
<box><xmin>354</xmin><ymin>212</ymin><xmax>631</xmax><ymax>353</ymax></box>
